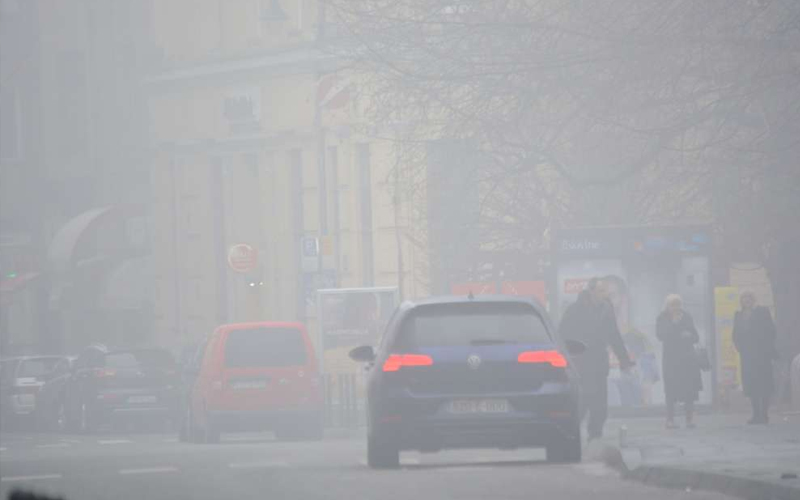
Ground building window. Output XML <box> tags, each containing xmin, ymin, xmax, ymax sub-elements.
<box><xmin>0</xmin><ymin>86</ymin><xmax>22</xmax><ymax>161</ymax></box>
<box><xmin>55</xmin><ymin>50</ymin><xmax>88</xmax><ymax>158</ymax></box>
<box><xmin>357</xmin><ymin>144</ymin><xmax>374</xmax><ymax>286</ymax></box>
<box><xmin>259</xmin><ymin>0</ymin><xmax>287</xmax><ymax>21</ymax></box>
<box><xmin>296</xmin><ymin>0</ymin><xmax>306</xmax><ymax>31</ymax></box>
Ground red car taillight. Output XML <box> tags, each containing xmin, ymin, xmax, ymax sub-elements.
<box><xmin>12</xmin><ymin>385</ymin><xmax>40</xmax><ymax>394</ymax></box>
<box><xmin>517</xmin><ymin>350</ymin><xmax>568</xmax><ymax>368</ymax></box>
<box><xmin>93</xmin><ymin>368</ymin><xmax>117</xmax><ymax>378</ymax></box>
<box><xmin>382</xmin><ymin>354</ymin><xmax>434</xmax><ymax>372</ymax></box>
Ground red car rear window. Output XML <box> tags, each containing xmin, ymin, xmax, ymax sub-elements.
<box><xmin>224</xmin><ymin>327</ymin><xmax>308</xmax><ymax>368</ymax></box>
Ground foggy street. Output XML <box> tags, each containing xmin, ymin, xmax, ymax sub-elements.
<box><xmin>3</xmin><ymin>1</ymin><xmax>800</xmax><ymax>500</ymax></box>
<box><xmin>1</xmin><ymin>430</ymin><xmax>735</xmax><ymax>500</ymax></box>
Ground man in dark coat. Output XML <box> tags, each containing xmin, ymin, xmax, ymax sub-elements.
<box><xmin>559</xmin><ymin>278</ymin><xmax>634</xmax><ymax>440</ymax></box>
<box><xmin>733</xmin><ymin>291</ymin><xmax>777</xmax><ymax>424</ymax></box>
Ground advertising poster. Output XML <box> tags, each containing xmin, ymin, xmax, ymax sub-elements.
<box><xmin>317</xmin><ymin>287</ymin><xmax>399</xmax><ymax>374</ymax></box>
<box><xmin>715</xmin><ymin>287</ymin><xmax>740</xmax><ymax>389</ymax></box>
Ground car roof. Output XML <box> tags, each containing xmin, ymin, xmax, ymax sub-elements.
<box><xmin>402</xmin><ymin>295</ymin><xmax>548</xmax><ymax>315</ymax></box>
<box><xmin>217</xmin><ymin>321</ymin><xmax>306</xmax><ymax>332</ymax></box>
<box><xmin>1</xmin><ymin>355</ymin><xmax>66</xmax><ymax>362</ymax></box>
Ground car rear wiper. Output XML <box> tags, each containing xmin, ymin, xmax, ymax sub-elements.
<box><xmin>469</xmin><ymin>339</ymin><xmax>513</xmax><ymax>346</ymax></box>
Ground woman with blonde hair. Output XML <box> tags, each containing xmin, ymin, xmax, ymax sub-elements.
<box><xmin>733</xmin><ymin>290</ymin><xmax>777</xmax><ymax>424</ymax></box>
<box><xmin>657</xmin><ymin>294</ymin><xmax>702</xmax><ymax>428</ymax></box>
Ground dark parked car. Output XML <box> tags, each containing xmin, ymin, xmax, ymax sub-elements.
<box><xmin>349</xmin><ymin>296</ymin><xmax>585</xmax><ymax>468</ymax></box>
<box><xmin>42</xmin><ymin>345</ymin><xmax>180</xmax><ymax>433</ymax></box>
<box><xmin>34</xmin><ymin>357</ymin><xmax>75</xmax><ymax>432</ymax></box>
<box><xmin>1</xmin><ymin>356</ymin><xmax>67</xmax><ymax>429</ymax></box>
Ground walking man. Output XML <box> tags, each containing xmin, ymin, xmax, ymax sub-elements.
<box><xmin>560</xmin><ymin>278</ymin><xmax>634</xmax><ymax>440</ymax></box>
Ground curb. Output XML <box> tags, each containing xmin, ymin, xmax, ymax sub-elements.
<box><xmin>597</xmin><ymin>444</ymin><xmax>800</xmax><ymax>500</ymax></box>
<box><xmin>626</xmin><ymin>465</ymin><xmax>798</xmax><ymax>500</ymax></box>
<box><xmin>323</xmin><ymin>427</ymin><xmax>365</xmax><ymax>440</ymax></box>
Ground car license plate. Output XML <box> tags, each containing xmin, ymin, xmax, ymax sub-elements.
<box><xmin>231</xmin><ymin>380</ymin><xmax>268</xmax><ymax>390</ymax></box>
<box><xmin>448</xmin><ymin>399</ymin><xmax>509</xmax><ymax>414</ymax></box>
<box><xmin>128</xmin><ymin>395</ymin><xmax>157</xmax><ymax>404</ymax></box>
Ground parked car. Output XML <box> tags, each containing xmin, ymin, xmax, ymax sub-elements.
<box><xmin>34</xmin><ymin>357</ymin><xmax>75</xmax><ymax>432</ymax></box>
<box><xmin>349</xmin><ymin>295</ymin><xmax>586</xmax><ymax>468</ymax></box>
<box><xmin>181</xmin><ymin>322</ymin><xmax>324</xmax><ymax>443</ymax></box>
<box><xmin>53</xmin><ymin>345</ymin><xmax>180</xmax><ymax>433</ymax></box>
<box><xmin>0</xmin><ymin>356</ymin><xmax>67</xmax><ymax>429</ymax></box>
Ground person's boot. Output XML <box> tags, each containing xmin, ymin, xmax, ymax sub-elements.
<box><xmin>748</xmin><ymin>399</ymin><xmax>759</xmax><ymax>424</ymax></box>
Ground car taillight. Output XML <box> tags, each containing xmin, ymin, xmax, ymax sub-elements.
<box><xmin>517</xmin><ymin>350</ymin><xmax>568</xmax><ymax>368</ymax></box>
<box><xmin>382</xmin><ymin>354</ymin><xmax>433</xmax><ymax>372</ymax></box>
<box><xmin>13</xmin><ymin>385</ymin><xmax>40</xmax><ymax>394</ymax></box>
<box><xmin>93</xmin><ymin>368</ymin><xmax>117</xmax><ymax>378</ymax></box>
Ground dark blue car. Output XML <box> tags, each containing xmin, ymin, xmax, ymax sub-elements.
<box><xmin>349</xmin><ymin>295</ymin><xmax>585</xmax><ymax>468</ymax></box>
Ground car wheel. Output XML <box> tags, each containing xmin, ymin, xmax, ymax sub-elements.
<box><xmin>201</xmin><ymin>410</ymin><xmax>220</xmax><ymax>444</ymax></box>
<box><xmin>178</xmin><ymin>406</ymin><xmax>190</xmax><ymax>442</ymax></box>
<box><xmin>303</xmin><ymin>413</ymin><xmax>325</xmax><ymax>441</ymax></box>
<box><xmin>546</xmin><ymin>434</ymin><xmax>582</xmax><ymax>464</ymax></box>
<box><xmin>367</xmin><ymin>433</ymin><xmax>400</xmax><ymax>469</ymax></box>
<box><xmin>205</xmin><ymin>420</ymin><xmax>220</xmax><ymax>444</ymax></box>
<box><xmin>187</xmin><ymin>407</ymin><xmax>205</xmax><ymax>444</ymax></box>
<box><xmin>78</xmin><ymin>402</ymin><xmax>95</xmax><ymax>434</ymax></box>
<box><xmin>65</xmin><ymin>400</ymin><xmax>80</xmax><ymax>433</ymax></box>
<box><xmin>53</xmin><ymin>401</ymin><xmax>67</xmax><ymax>433</ymax></box>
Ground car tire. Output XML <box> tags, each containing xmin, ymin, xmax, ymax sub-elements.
<box><xmin>178</xmin><ymin>406</ymin><xmax>190</xmax><ymax>443</ymax></box>
<box><xmin>51</xmin><ymin>400</ymin><xmax>67</xmax><ymax>433</ymax></box>
<box><xmin>303</xmin><ymin>413</ymin><xmax>325</xmax><ymax>441</ymax></box>
<box><xmin>546</xmin><ymin>434</ymin><xmax>582</xmax><ymax>464</ymax></box>
<box><xmin>78</xmin><ymin>402</ymin><xmax>95</xmax><ymax>434</ymax></box>
<box><xmin>187</xmin><ymin>407</ymin><xmax>205</xmax><ymax>444</ymax></box>
<box><xmin>202</xmin><ymin>411</ymin><xmax>220</xmax><ymax>444</ymax></box>
<box><xmin>205</xmin><ymin>422</ymin><xmax>220</xmax><ymax>444</ymax></box>
<box><xmin>65</xmin><ymin>400</ymin><xmax>80</xmax><ymax>433</ymax></box>
<box><xmin>367</xmin><ymin>433</ymin><xmax>400</xmax><ymax>469</ymax></box>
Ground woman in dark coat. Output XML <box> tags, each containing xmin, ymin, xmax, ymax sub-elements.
<box><xmin>733</xmin><ymin>291</ymin><xmax>777</xmax><ymax>424</ymax></box>
<box><xmin>657</xmin><ymin>294</ymin><xmax>702</xmax><ymax>429</ymax></box>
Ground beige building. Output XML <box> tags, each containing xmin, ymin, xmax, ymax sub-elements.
<box><xmin>145</xmin><ymin>0</ymin><xmax>427</xmax><ymax>352</ymax></box>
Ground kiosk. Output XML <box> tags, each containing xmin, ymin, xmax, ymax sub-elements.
<box><xmin>553</xmin><ymin>225</ymin><xmax>714</xmax><ymax>407</ymax></box>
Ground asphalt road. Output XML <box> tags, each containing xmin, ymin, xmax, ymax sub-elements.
<box><xmin>1</xmin><ymin>429</ymin><xmax>734</xmax><ymax>500</ymax></box>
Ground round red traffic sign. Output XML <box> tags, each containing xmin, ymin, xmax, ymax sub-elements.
<box><xmin>227</xmin><ymin>244</ymin><xmax>258</xmax><ymax>273</ymax></box>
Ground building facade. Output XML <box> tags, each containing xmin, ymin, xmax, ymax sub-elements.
<box><xmin>145</xmin><ymin>0</ymin><xmax>426</xmax><ymax>353</ymax></box>
<box><xmin>1</xmin><ymin>0</ymin><xmax>152</xmax><ymax>355</ymax></box>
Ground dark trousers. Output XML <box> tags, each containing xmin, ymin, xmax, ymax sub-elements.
<box><xmin>750</xmin><ymin>393</ymin><xmax>770</xmax><ymax>422</ymax></box>
<box><xmin>579</xmin><ymin>374</ymin><xmax>608</xmax><ymax>438</ymax></box>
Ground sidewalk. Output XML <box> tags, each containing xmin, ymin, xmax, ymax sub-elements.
<box><xmin>595</xmin><ymin>411</ymin><xmax>800</xmax><ymax>500</ymax></box>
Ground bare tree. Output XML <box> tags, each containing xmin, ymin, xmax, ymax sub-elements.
<box><xmin>326</xmin><ymin>0</ymin><xmax>800</xmax><ymax>335</ymax></box>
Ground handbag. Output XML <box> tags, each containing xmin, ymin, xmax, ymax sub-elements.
<box><xmin>694</xmin><ymin>346</ymin><xmax>712</xmax><ymax>372</ymax></box>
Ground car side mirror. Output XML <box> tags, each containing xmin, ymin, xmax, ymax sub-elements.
<box><xmin>349</xmin><ymin>345</ymin><xmax>376</xmax><ymax>363</ymax></box>
<box><xmin>564</xmin><ymin>339</ymin><xmax>587</xmax><ymax>356</ymax></box>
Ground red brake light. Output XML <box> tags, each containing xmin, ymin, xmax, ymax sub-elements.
<box><xmin>93</xmin><ymin>368</ymin><xmax>117</xmax><ymax>378</ymax></box>
<box><xmin>382</xmin><ymin>354</ymin><xmax>433</xmax><ymax>372</ymax></box>
<box><xmin>13</xmin><ymin>385</ymin><xmax>40</xmax><ymax>394</ymax></box>
<box><xmin>518</xmin><ymin>350</ymin><xmax>568</xmax><ymax>368</ymax></box>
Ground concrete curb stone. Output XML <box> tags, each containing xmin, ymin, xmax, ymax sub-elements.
<box><xmin>600</xmin><ymin>445</ymin><xmax>800</xmax><ymax>500</ymax></box>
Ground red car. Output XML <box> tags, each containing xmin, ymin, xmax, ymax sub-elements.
<box><xmin>180</xmin><ymin>322</ymin><xmax>324</xmax><ymax>443</ymax></box>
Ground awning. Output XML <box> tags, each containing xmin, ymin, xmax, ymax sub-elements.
<box><xmin>48</xmin><ymin>206</ymin><xmax>115</xmax><ymax>273</ymax></box>
<box><xmin>100</xmin><ymin>256</ymin><xmax>153</xmax><ymax>310</ymax></box>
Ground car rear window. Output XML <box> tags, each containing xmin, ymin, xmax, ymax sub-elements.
<box><xmin>224</xmin><ymin>327</ymin><xmax>308</xmax><ymax>368</ymax></box>
<box><xmin>105</xmin><ymin>350</ymin><xmax>175</xmax><ymax>369</ymax></box>
<box><xmin>397</xmin><ymin>303</ymin><xmax>550</xmax><ymax>349</ymax></box>
<box><xmin>18</xmin><ymin>358</ymin><xmax>61</xmax><ymax>379</ymax></box>
<box><xmin>1</xmin><ymin>361</ymin><xmax>17</xmax><ymax>381</ymax></box>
